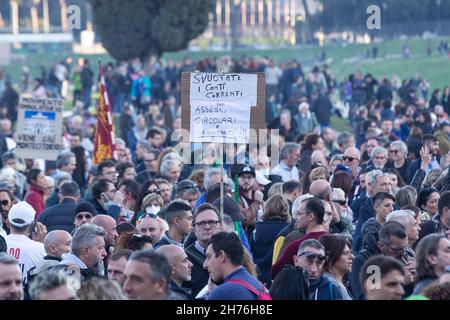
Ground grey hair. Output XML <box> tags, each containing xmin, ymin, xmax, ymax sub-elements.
<box><xmin>297</xmin><ymin>239</ymin><xmax>324</xmax><ymax>255</ymax></box>
<box><xmin>160</xmin><ymin>159</ymin><xmax>179</xmax><ymax>176</ymax></box>
<box><xmin>115</xmin><ymin>138</ymin><xmax>126</xmax><ymax>146</ymax></box>
<box><xmin>129</xmin><ymin>249</ymin><xmax>171</xmax><ymax>287</ymax></box>
<box><xmin>337</xmin><ymin>132</ymin><xmax>353</xmax><ymax>147</ymax></box>
<box><xmin>44</xmin><ymin>176</ymin><xmax>54</xmax><ymax>186</ymax></box>
<box><xmin>28</xmin><ymin>269</ymin><xmax>74</xmax><ymax>300</ymax></box>
<box><xmin>137</xmin><ymin>140</ymin><xmax>152</xmax><ymax>152</ymax></box>
<box><xmin>370</xmin><ymin>147</ymin><xmax>388</xmax><ymax>160</ymax></box>
<box><xmin>367</xmin><ymin>169</ymin><xmax>385</xmax><ymax>187</ymax></box>
<box><xmin>0</xmin><ymin>252</ymin><xmax>18</xmax><ymax>265</ymax></box>
<box><xmin>280</xmin><ymin>143</ymin><xmax>301</xmax><ymax>160</ymax></box>
<box><xmin>204</xmin><ymin>168</ymin><xmax>222</xmax><ymax>190</ymax></box>
<box><xmin>54</xmin><ymin>171</ymin><xmax>72</xmax><ymax>188</ymax></box>
<box><xmin>395</xmin><ymin>186</ymin><xmax>417</xmax><ymax>207</ymax></box>
<box><xmin>161</xmin><ymin>153</ymin><xmax>182</xmax><ymax>164</ymax></box>
<box><xmin>386</xmin><ymin>210</ymin><xmax>415</xmax><ymax>227</ymax></box>
<box><xmin>71</xmin><ymin>224</ymin><xmax>106</xmax><ymax>256</ymax></box>
<box><xmin>56</xmin><ymin>150</ymin><xmax>75</xmax><ymax>169</ymax></box>
<box><xmin>330</xmin><ymin>154</ymin><xmax>344</xmax><ymax>163</ymax></box>
<box><xmin>291</xmin><ymin>194</ymin><xmax>314</xmax><ymax>220</ymax></box>
<box><xmin>390</xmin><ymin>141</ymin><xmax>408</xmax><ymax>156</ymax></box>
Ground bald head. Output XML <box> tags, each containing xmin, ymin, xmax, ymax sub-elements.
<box><xmin>311</xmin><ymin>150</ymin><xmax>328</xmax><ymax>167</ymax></box>
<box><xmin>309</xmin><ymin>179</ymin><xmax>332</xmax><ymax>201</ymax></box>
<box><xmin>157</xmin><ymin>244</ymin><xmax>184</xmax><ymax>263</ymax></box>
<box><xmin>44</xmin><ymin>230</ymin><xmax>72</xmax><ymax>258</ymax></box>
<box><xmin>92</xmin><ymin>214</ymin><xmax>118</xmax><ymax>247</ymax></box>
<box><xmin>344</xmin><ymin>147</ymin><xmax>361</xmax><ymax>160</ymax></box>
<box><xmin>157</xmin><ymin>244</ymin><xmax>192</xmax><ymax>285</ymax></box>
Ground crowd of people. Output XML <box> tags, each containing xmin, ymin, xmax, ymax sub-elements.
<box><xmin>0</xmin><ymin>53</ymin><xmax>450</xmax><ymax>301</ymax></box>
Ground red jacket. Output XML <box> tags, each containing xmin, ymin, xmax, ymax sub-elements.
<box><xmin>270</xmin><ymin>231</ymin><xmax>327</xmax><ymax>280</ymax></box>
<box><xmin>25</xmin><ymin>185</ymin><xmax>45</xmax><ymax>219</ymax></box>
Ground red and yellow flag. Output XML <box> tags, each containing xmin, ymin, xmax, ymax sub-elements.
<box><xmin>93</xmin><ymin>61</ymin><xmax>115</xmax><ymax>165</ymax></box>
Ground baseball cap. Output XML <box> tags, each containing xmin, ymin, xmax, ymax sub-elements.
<box><xmin>439</xmin><ymin>120</ymin><xmax>450</xmax><ymax>129</ymax></box>
<box><xmin>8</xmin><ymin>201</ymin><xmax>36</xmax><ymax>227</ymax></box>
<box><xmin>255</xmin><ymin>170</ymin><xmax>271</xmax><ymax>186</ymax></box>
<box><xmin>177</xmin><ymin>179</ymin><xmax>200</xmax><ymax>193</ymax></box>
<box><xmin>213</xmin><ymin>196</ymin><xmax>245</xmax><ymax>222</ymax></box>
<box><xmin>237</xmin><ymin>165</ymin><xmax>256</xmax><ymax>177</ymax></box>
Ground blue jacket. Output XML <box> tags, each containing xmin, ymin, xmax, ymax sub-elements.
<box><xmin>207</xmin><ymin>267</ymin><xmax>263</xmax><ymax>300</ymax></box>
<box><xmin>250</xmin><ymin>220</ymin><xmax>289</xmax><ymax>287</ymax></box>
<box><xmin>309</xmin><ymin>276</ymin><xmax>345</xmax><ymax>300</ymax></box>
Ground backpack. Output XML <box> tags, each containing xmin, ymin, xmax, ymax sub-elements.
<box><xmin>228</xmin><ymin>279</ymin><xmax>272</xmax><ymax>300</ymax></box>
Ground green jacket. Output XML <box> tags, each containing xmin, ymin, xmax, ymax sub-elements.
<box><xmin>436</xmin><ymin>130</ymin><xmax>450</xmax><ymax>155</ymax></box>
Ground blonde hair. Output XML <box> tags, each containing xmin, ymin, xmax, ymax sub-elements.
<box><xmin>141</xmin><ymin>193</ymin><xmax>164</xmax><ymax>212</ymax></box>
<box><xmin>77</xmin><ymin>278</ymin><xmax>127</xmax><ymax>300</ymax></box>
<box><xmin>263</xmin><ymin>194</ymin><xmax>291</xmax><ymax>222</ymax></box>
<box><xmin>309</xmin><ymin>166</ymin><xmax>329</xmax><ymax>182</ymax></box>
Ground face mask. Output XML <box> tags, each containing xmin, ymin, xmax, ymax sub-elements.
<box><xmin>146</xmin><ymin>205</ymin><xmax>161</xmax><ymax>215</ymax></box>
<box><xmin>257</xmin><ymin>168</ymin><xmax>270</xmax><ymax>177</ymax></box>
<box><xmin>102</xmin><ymin>193</ymin><xmax>117</xmax><ymax>210</ymax></box>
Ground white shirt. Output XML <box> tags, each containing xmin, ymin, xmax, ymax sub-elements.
<box><xmin>6</xmin><ymin>234</ymin><xmax>46</xmax><ymax>284</ymax></box>
<box><xmin>271</xmin><ymin>161</ymin><xmax>300</xmax><ymax>182</ymax></box>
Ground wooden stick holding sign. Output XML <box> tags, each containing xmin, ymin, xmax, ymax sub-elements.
<box><xmin>181</xmin><ymin>71</ymin><xmax>265</xmax><ymax>216</ymax></box>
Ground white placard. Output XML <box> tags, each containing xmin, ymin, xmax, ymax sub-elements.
<box><xmin>15</xmin><ymin>97</ymin><xmax>64</xmax><ymax>160</ymax></box>
<box><xmin>189</xmin><ymin>73</ymin><xmax>257</xmax><ymax>143</ymax></box>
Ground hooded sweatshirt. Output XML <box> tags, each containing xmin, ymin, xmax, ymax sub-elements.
<box><xmin>309</xmin><ymin>275</ymin><xmax>345</xmax><ymax>300</ymax></box>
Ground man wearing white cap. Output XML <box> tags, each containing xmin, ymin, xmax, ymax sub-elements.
<box><xmin>5</xmin><ymin>201</ymin><xmax>46</xmax><ymax>284</ymax></box>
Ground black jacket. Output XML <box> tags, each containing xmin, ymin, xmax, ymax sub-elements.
<box><xmin>419</xmin><ymin>214</ymin><xmax>448</xmax><ymax>240</ymax></box>
<box><xmin>169</xmin><ymin>281</ymin><xmax>192</xmax><ymax>300</ymax></box>
<box><xmin>250</xmin><ymin>220</ymin><xmax>289</xmax><ymax>287</ymax></box>
<box><xmin>352</xmin><ymin>197</ymin><xmax>375</xmax><ymax>253</ymax></box>
<box><xmin>360</xmin><ymin>218</ymin><xmax>380</xmax><ymax>255</ymax></box>
<box><xmin>37</xmin><ymin>198</ymin><xmax>78</xmax><ymax>233</ymax></box>
<box><xmin>349</xmin><ymin>249</ymin><xmax>375</xmax><ymax>300</ymax></box>
<box><xmin>350</xmin><ymin>192</ymin><xmax>369</xmax><ymax>224</ymax></box>
<box><xmin>0</xmin><ymin>234</ymin><xmax>6</xmax><ymax>252</ymax></box>
<box><xmin>183</xmin><ymin>242</ymin><xmax>208</xmax><ymax>298</ymax></box>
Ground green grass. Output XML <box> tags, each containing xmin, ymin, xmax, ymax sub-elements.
<box><xmin>6</xmin><ymin>37</ymin><xmax>450</xmax><ymax>134</ymax></box>
<box><xmin>7</xmin><ymin>37</ymin><xmax>450</xmax><ymax>89</ymax></box>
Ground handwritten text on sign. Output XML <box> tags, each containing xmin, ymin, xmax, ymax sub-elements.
<box><xmin>16</xmin><ymin>97</ymin><xmax>63</xmax><ymax>161</ymax></box>
<box><xmin>190</xmin><ymin>73</ymin><xmax>257</xmax><ymax>143</ymax></box>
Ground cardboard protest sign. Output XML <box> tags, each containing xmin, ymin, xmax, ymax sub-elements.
<box><xmin>15</xmin><ymin>97</ymin><xmax>64</xmax><ymax>160</ymax></box>
<box><xmin>181</xmin><ymin>72</ymin><xmax>265</xmax><ymax>144</ymax></box>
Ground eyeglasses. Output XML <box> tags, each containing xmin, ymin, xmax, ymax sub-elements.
<box><xmin>194</xmin><ymin>220</ymin><xmax>220</xmax><ymax>228</ymax></box>
<box><xmin>103</xmin><ymin>171</ymin><xmax>119</xmax><ymax>176</ymax></box>
<box><xmin>297</xmin><ymin>252</ymin><xmax>326</xmax><ymax>262</ymax></box>
<box><xmin>383</xmin><ymin>242</ymin><xmax>406</xmax><ymax>255</ymax></box>
<box><xmin>333</xmin><ymin>200</ymin><xmax>347</xmax><ymax>206</ymax></box>
<box><xmin>76</xmin><ymin>214</ymin><xmax>93</xmax><ymax>220</ymax></box>
<box><xmin>390</xmin><ymin>150</ymin><xmax>399</xmax><ymax>154</ymax></box>
<box><xmin>1</xmin><ymin>199</ymin><xmax>9</xmax><ymax>206</ymax></box>
<box><xmin>343</xmin><ymin>156</ymin><xmax>358</xmax><ymax>162</ymax></box>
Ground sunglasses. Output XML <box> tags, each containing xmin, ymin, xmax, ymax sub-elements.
<box><xmin>1</xmin><ymin>199</ymin><xmax>9</xmax><ymax>206</ymax></box>
<box><xmin>343</xmin><ymin>156</ymin><xmax>357</xmax><ymax>162</ymax></box>
<box><xmin>298</xmin><ymin>252</ymin><xmax>326</xmax><ymax>262</ymax></box>
<box><xmin>390</xmin><ymin>150</ymin><xmax>399</xmax><ymax>154</ymax></box>
<box><xmin>76</xmin><ymin>214</ymin><xmax>93</xmax><ymax>220</ymax></box>
<box><xmin>333</xmin><ymin>200</ymin><xmax>347</xmax><ymax>206</ymax></box>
